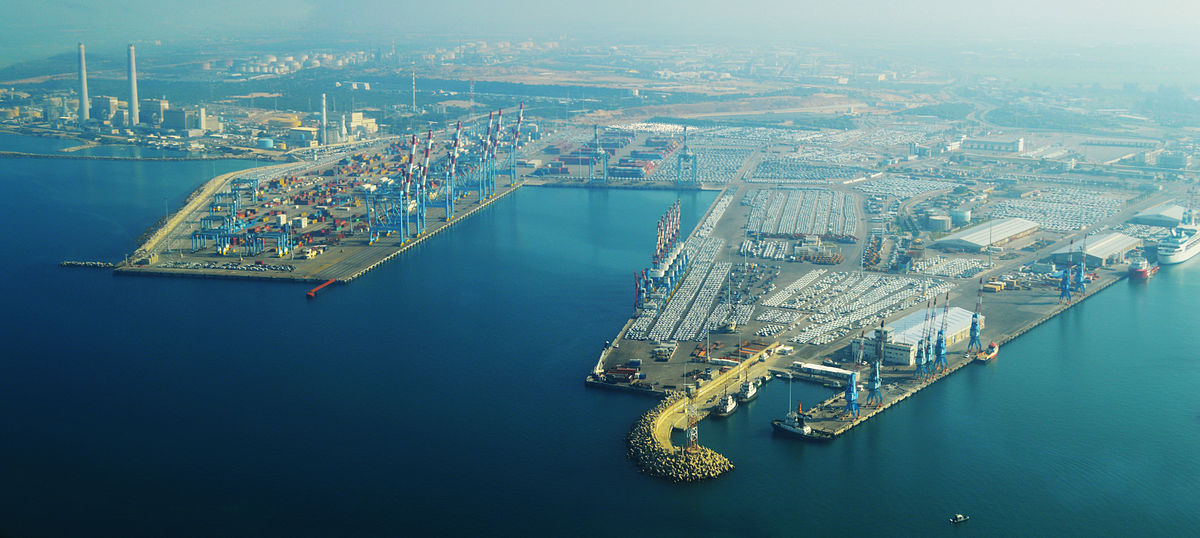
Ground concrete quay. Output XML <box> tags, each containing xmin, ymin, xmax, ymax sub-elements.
<box><xmin>800</xmin><ymin>269</ymin><xmax>1126</xmax><ymax>438</ymax></box>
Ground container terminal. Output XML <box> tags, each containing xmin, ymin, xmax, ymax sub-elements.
<box><xmin>116</xmin><ymin>107</ymin><xmax>537</xmax><ymax>286</ymax></box>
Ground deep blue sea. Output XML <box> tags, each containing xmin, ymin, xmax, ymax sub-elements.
<box><xmin>1</xmin><ymin>135</ymin><xmax>1199</xmax><ymax>537</ymax></box>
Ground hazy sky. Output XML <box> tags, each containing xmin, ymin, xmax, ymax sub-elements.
<box><xmin>3</xmin><ymin>0</ymin><xmax>1199</xmax><ymax>67</ymax></box>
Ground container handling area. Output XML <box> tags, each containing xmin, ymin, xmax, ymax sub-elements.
<box><xmin>116</xmin><ymin>107</ymin><xmax>533</xmax><ymax>285</ymax></box>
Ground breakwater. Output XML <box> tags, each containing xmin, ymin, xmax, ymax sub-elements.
<box><xmin>59</xmin><ymin>260</ymin><xmax>115</xmax><ymax>269</ymax></box>
<box><xmin>625</xmin><ymin>394</ymin><xmax>734</xmax><ymax>482</ymax></box>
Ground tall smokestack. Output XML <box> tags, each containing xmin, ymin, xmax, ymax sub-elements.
<box><xmin>78</xmin><ymin>43</ymin><xmax>89</xmax><ymax>121</ymax></box>
<box><xmin>320</xmin><ymin>93</ymin><xmax>327</xmax><ymax>145</ymax></box>
<box><xmin>127</xmin><ymin>44</ymin><xmax>139</xmax><ymax>126</ymax></box>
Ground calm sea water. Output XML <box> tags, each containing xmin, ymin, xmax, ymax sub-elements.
<box><xmin>1</xmin><ymin>137</ymin><xmax>1198</xmax><ymax>537</ymax></box>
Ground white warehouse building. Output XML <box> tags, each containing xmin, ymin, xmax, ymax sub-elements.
<box><xmin>851</xmin><ymin>306</ymin><xmax>982</xmax><ymax>366</ymax></box>
<box><xmin>932</xmin><ymin>217</ymin><xmax>1039</xmax><ymax>252</ymax></box>
<box><xmin>1049</xmin><ymin>232</ymin><xmax>1142</xmax><ymax>267</ymax></box>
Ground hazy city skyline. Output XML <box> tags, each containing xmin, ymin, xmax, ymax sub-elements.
<box><xmin>4</xmin><ymin>0</ymin><xmax>1200</xmax><ymax>70</ymax></box>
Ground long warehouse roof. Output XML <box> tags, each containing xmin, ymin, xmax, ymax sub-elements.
<box><xmin>1051</xmin><ymin>232</ymin><xmax>1141</xmax><ymax>259</ymax></box>
<box><xmin>933</xmin><ymin>217</ymin><xmax>1039</xmax><ymax>249</ymax></box>
<box><xmin>887</xmin><ymin>306</ymin><xmax>978</xmax><ymax>346</ymax></box>
<box><xmin>1132</xmin><ymin>201</ymin><xmax>1186</xmax><ymax>226</ymax></box>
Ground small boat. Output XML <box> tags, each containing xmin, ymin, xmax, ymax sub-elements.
<box><xmin>974</xmin><ymin>342</ymin><xmax>999</xmax><ymax>363</ymax></box>
<box><xmin>950</xmin><ymin>514</ymin><xmax>970</xmax><ymax>524</ymax></box>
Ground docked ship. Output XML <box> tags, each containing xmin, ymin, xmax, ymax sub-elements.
<box><xmin>974</xmin><ymin>342</ymin><xmax>999</xmax><ymax>363</ymax></box>
<box><xmin>1158</xmin><ymin>217</ymin><xmax>1200</xmax><ymax>265</ymax></box>
<box><xmin>771</xmin><ymin>401</ymin><xmax>833</xmax><ymax>442</ymax></box>
<box><xmin>1129</xmin><ymin>253</ymin><xmax>1159</xmax><ymax>279</ymax></box>
<box><xmin>714</xmin><ymin>386</ymin><xmax>738</xmax><ymax>417</ymax></box>
<box><xmin>736</xmin><ymin>376</ymin><xmax>758</xmax><ymax>403</ymax></box>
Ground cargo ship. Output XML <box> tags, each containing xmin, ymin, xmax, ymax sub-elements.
<box><xmin>974</xmin><ymin>342</ymin><xmax>999</xmax><ymax>363</ymax></box>
<box><xmin>771</xmin><ymin>401</ymin><xmax>834</xmax><ymax>442</ymax></box>
<box><xmin>1129</xmin><ymin>254</ymin><xmax>1159</xmax><ymax>279</ymax></box>
<box><xmin>1158</xmin><ymin>220</ymin><xmax>1200</xmax><ymax>265</ymax></box>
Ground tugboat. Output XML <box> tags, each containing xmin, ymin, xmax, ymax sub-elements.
<box><xmin>974</xmin><ymin>342</ymin><xmax>999</xmax><ymax>363</ymax></box>
<box><xmin>736</xmin><ymin>373</ymin><xmax>758</xmax><ymax>403</ymax></box>
<box><xmin>714</xmin><ymin>385</ymin><xmax>738</xmax><ymax>417</ymax></box>
<box><xmin>950</xmin><ymin>514</ymin><xmax>970</xmax><ymax>524</ymax></box>
<box><xmin>772</xmin><ymin>401</ymin><xmax>834</xmax><ymax>442</ymax></box>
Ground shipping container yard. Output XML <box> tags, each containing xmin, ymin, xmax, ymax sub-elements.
<box><xmin>117</xmin><ymin>109</ymin><xmax>535</xmax><ymax>284</ymax></box>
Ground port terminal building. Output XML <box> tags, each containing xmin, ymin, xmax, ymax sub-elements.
<box><xmin>1049</xmin><ymin>232</ymin><xmax>1142</xmax><ymax>267</ymax></box>
<box><xmin>932</xmin><ymin>217</ymin><xmax>1039</xmax><ymax>252</ymax></box>
<box><xmin>851</xmin><ymin>306</ymin><xmax>981</xmax><ymax>366</ymax></box>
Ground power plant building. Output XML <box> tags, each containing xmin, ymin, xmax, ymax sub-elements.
<box><xmin>1049</xmin><ymin>233</ymin><xmax>1141</xmax><ymax>267</ymax></box>
<box><xmin>140</xmin><ymin>98</ymin><xmax>168</xmax><ymax>125</ymax></box>
<box><xmin>90</xmin><ymin>96</ymin><xmax>118</xmax><ymax>123</ymax></box>
<box><xmin>162</xmin><ymin>108</ymin><xmax>196</xmax><ymax>130</ymax></box>
<box><xmin>852</xmin><ymin>307</ymin><xmax>982</xmax><ymax>366</ymax></box>
<box><xmin>932</xmin><ymin>217</ymin><xmax>1038</xmax><ymax>251</ymax></box>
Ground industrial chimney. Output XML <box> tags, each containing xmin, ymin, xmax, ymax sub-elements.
<box><xmin>321</xmin><ymin>93</ymin><xmax>327</xmax><ymax>145</ymax></box>
<box><xmin>78</xmin><ymin>43</ymin><xmax>89</xmax><ymax>121</ymax></box>
<box><xmin>127</xmin><ymin>44</ymin><xmax>139</xmax><ymax>126</ymax></box>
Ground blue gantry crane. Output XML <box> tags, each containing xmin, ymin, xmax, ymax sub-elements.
<box><xmin>968</xmin><ymin>279</ymin><xmax>983</xmax><ymax>353</ymax></box>
<box><xmin>933</xmin><ymin>291</ymin><xmax>951</xmax><ymax>373</ymax></box>
<box><xmin>865</xmin><ymin>324</ymin><xmax>884</xmax><ymax>407</ymax></box>
<box><xmin>914</xmin><ymin>298</ymin><xmax>932</xmax><ymax>381</ymax></box>
<box><xmin>844</xmin><ymin>370</ymin><xmax>860</xmax><ymax>419</ymax></box>
<box><xmin>366</xmin><ymin>178</ymin><xmax>408</xmax><ymax>244</ymax></box>
<box><xmin>1059</xmin><ymin>268</ymin><xmax>1073</xmax><ymax>303</ymax></box>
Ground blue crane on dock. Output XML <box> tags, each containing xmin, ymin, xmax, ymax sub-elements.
<box><xmin>1073</xmin><ymin>236</ymin><xmax>1088</xmax><ymax>294</ymax></box>
<box><xmin>933</xmin><ymin>291</ymin><xmax>951</xmax><ymax>373</ymax></box>
<box><xmin>968</xmin><ymin>279</ymin><xmax>983</xmax><ymax>352</ymax></box>
<box><xmin>844</xmin><ymin>371</ymin><xmax>860</xmax><ymax>419</ymax></box>
<box><xmin>914</xmin><ymin>298</ymin><xmax>932</xmax><ymax>381</ymax></box>
<box><xmin>865</xmin><ymin>323</ymin><xmax>884</xmax><ymax>407</ymax></box>
<box><xmin>1059</xmin><ymin>269</ymin><xmax>1073</xmax><ymax>303</ymax></box>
